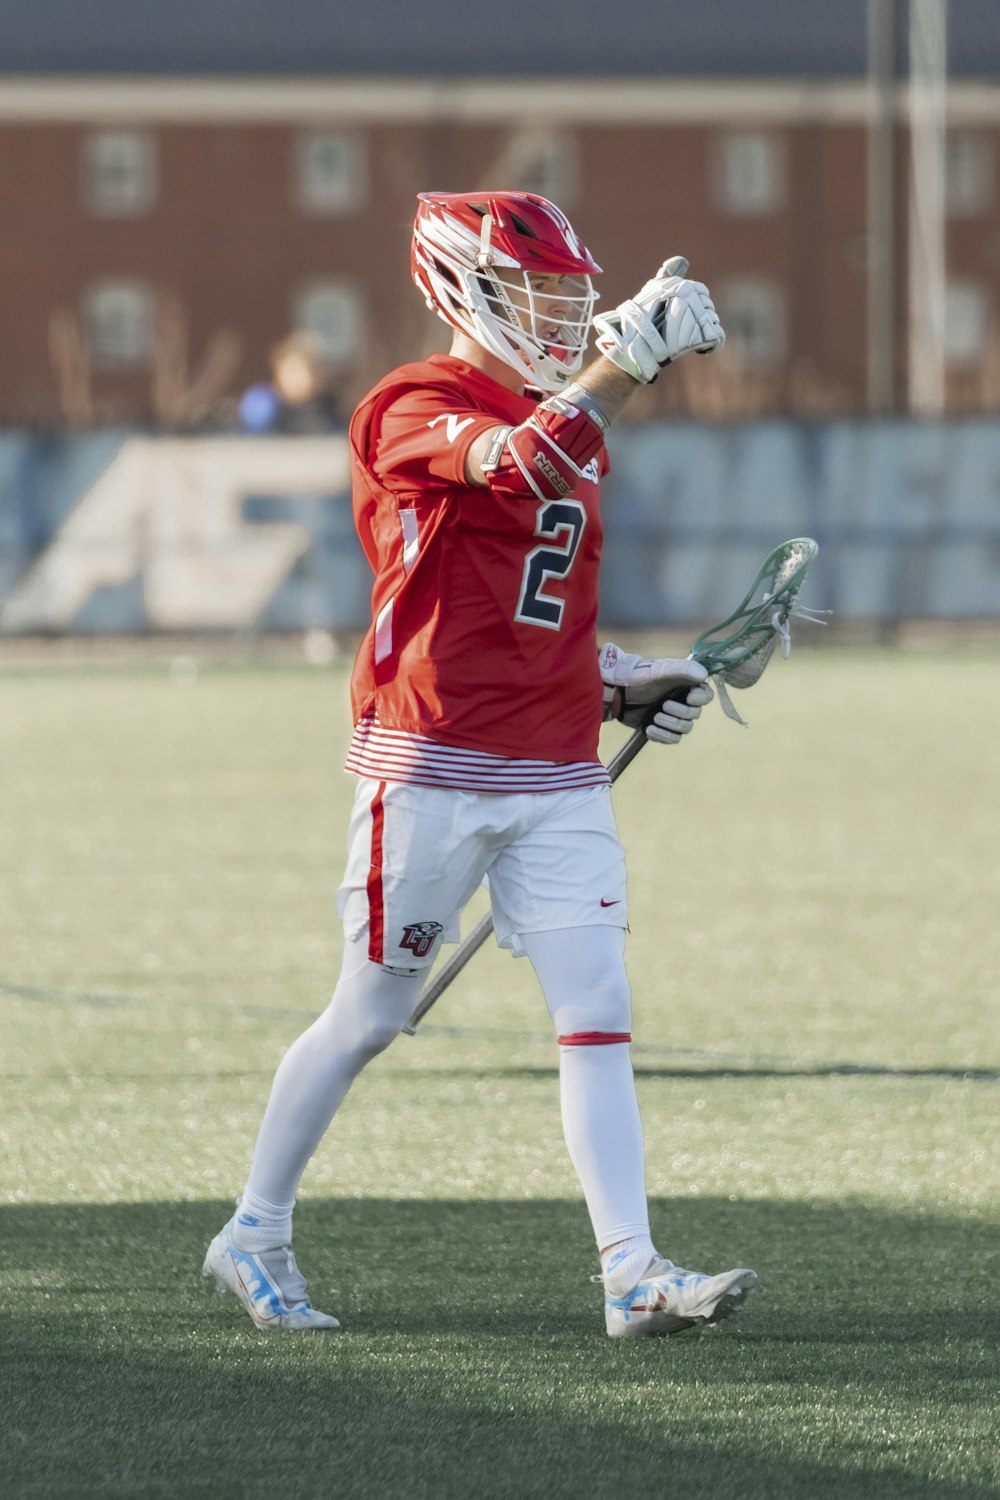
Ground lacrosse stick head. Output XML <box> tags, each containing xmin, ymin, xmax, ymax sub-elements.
<box><xmin>689</xmin><ymin>537</ymin><xmax>820</xmax><ymax>722</ymax></box>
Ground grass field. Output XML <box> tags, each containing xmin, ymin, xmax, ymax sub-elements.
<box><xmin>2</xmin><ymin>648</ymin><xmax>999</xmax><ymax>1499</ymax></box>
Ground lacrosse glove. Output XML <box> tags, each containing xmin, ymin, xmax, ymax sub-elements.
<box><xmin>599</xmin><ymin>642</ymin><xmax>714</xmax><ymax>745</ymax></box>
<box><xmin>593</xmin><ymin>256</ymin><xmax>725</xmax><ymax>384</ymax></box>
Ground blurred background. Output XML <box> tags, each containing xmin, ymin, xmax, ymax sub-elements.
<box><xmin>0</xmin><ymin>0</ymin><xmax>998</xmax><ymax>641</ymax></box>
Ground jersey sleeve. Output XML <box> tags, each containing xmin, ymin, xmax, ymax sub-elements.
<box><xmin>371</xmin><ymin>387</ymin><xmax>500</xmax><ymax>492</ymax></box>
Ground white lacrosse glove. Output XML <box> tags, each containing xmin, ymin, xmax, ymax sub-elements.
<box><xmin>599</xmin><ymin>641</ymin><xmax>714</xmax><ymax>745</ymax></box>
<box><xmin>593</xmin><ymin>256</ymin><xmax>725</xmax><ymax>384</ymax></box>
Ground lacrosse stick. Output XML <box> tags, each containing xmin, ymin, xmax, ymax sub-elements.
<box><xmin>403</xmin><ymin>536</ymin><xmax>822</xmax><ymax>1035</ymax></box>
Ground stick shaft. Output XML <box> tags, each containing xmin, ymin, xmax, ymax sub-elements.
<box><xmin>401</xmin><ymin>724</ymin><xmax>647</xmax><ymax>1035</ymax></box>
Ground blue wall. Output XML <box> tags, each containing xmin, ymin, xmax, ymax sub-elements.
<box><xmin>1</xmin><ymin>421</ymin><xmax>998</xmax><ymax>634</ymax></box>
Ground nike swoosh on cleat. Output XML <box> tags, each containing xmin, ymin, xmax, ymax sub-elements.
<box><xmin>600</xmin><ymin>899</ymin><xmax>621</xmax><ymax>908</ymax></box>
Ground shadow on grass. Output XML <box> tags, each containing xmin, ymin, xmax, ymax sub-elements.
<box><xmin>418</xmin><ymin>1063</ymin><xmax>1000</xmax><ymax>1083</ymax></box>
<box><xmin>6</xmin><ymin>986</ymin><xmax>997</xmax><ymax>1083</ymax></box>
<box><xmin>2</xmin><ymin>1199</ymin><xmax>998</xmax><ymax>1500</ymax></box>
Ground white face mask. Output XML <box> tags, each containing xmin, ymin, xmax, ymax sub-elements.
<box><xmin>472</xmin><ymin>268</ymin><xmax>598</xmax><ymax>391</ymax></box>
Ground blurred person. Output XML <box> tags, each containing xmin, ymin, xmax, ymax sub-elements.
<box><xmin>239</xmin><ymin>331</ymin><xmax>341</xmax><ymax>433</ymax></box>
<box><xmin>205</xmin><ymin>191</ymin><xmax>758</xmax><ymax>1338</ymax></box>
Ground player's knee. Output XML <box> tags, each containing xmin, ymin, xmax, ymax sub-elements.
<box><xmin>353</xmin><ymin>1018</ymin><xmax>402</xmax><ymax>1063</ymax></box>
<box><xmin>551</xmin><ymin>968</ymin><xmax>632</xmax><ymax>1038</ymax></box>
<box><xmin>322</xmin><ymin>959</ymin><xmax>420</xmax><ymax>1064</ymax></box>
<box><xmin>364</xmin><ymin>963</ymin><xmax>420</xmax><ymax>1053</ymax></box>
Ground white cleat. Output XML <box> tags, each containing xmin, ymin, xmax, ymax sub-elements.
<box><xmin>602</xmin><ymin>1256</ymin><xmax>758</xmax><ymax>1338</ymax></box>
<box><xmin>202</xmin><ymin>1218</ymin><xmax>341</xmax><ymax>1332</ymax></box>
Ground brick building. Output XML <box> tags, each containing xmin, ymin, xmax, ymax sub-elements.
<box><xmin>0</xmin><ymin>0</ymin><xmax>997</xmax><ymax>426</ymax></box>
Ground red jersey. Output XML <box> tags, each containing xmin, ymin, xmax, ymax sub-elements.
<box><xmin>347</xmin><ymin>353</ymin><xmax>609</xmax><ymax>772</ymax></box>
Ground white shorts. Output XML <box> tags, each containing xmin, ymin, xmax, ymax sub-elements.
<box><xmin>337</xmin><ymin>777</ymin><xmax>628</xmax><ymax>969</ymax></box>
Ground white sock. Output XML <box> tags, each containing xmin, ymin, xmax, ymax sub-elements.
<box><xmin>232</xmin><ymin>1190</ymin><xmax>294</xmax><ymax>1253</ymax></box>
<box><xmin>600</xmin><ymin>1234</ymin><xmax>657</xmax><ymax>1297</ymax></box>
<box><xmin>521</xmin><ymin>927</ymin><xmax>652</xmax><ymax>1252</ymax></box>
<box><xmin>557</xmin><ymin>1042</ymin><xmax>651</xmax><ymax>1245</ymax></box>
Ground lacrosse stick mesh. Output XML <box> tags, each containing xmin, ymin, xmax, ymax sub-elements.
<box><xmin>688</xmin><ymin>537</ymin><xmax>822</xmax><ymax>722</ymax></box>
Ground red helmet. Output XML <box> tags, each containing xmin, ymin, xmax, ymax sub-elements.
<box><xmin>411</xmin><ymin>190</ymin><xmax>601</xmax><ymax>392</ymax></box>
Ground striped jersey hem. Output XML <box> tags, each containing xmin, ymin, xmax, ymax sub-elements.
<box><xmin>345</xmin><ymin>715</ymin><xmax>610</xmax><ymax>794</ymax></box>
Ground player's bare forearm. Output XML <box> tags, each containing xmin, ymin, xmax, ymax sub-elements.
<box><xmin>573</xmin><ymin>355</ymin><xmax>643</xmax><ymax>424</ymax></box>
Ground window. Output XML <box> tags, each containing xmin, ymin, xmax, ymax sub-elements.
<box><xmin>945</xmin><ymin>131</ymin><xmax>993</xmax><ymax>216</ymax></box>
<box><xmin>84</xmin><ymin>281</ymin><xmax>155</xmax><ymax>368</ymax></box>
<box><xmin>293</xmin><ymin>282</ymin><xmax>363</xmax><ymax>365</ymax></box>
<box><xmin>504</xmin><ymin>130</ymin><xmax>579</xmax><ymax>206</ymax></box>
<box><xmin>944</xmin><ymin>282</ymin><xmax>990</xmax><ymax>366</ymax></box>
<box><xmin>715</xmin><ymin>131</ymin><xmax>784</xmax><ymax>214</ymax></box>
<box><xmin>83</xmin><ymin>131</ymin><xmax>156</xmax><ymax>216</ymax></box>
<box><xmin>720</xmin><ymin>279</ymin><xmax>785</xmax><ymax>366</ymax></box>
<box><xmin>293</xmin><ymin>132</ymin><xmax>366</xmax><ymax>214</ymax></box>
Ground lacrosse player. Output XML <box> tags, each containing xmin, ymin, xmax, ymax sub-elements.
<box><xmin>204</xmin><ymin>191</ymin><xmax>758</xmax><ymax>1337</ymax></box>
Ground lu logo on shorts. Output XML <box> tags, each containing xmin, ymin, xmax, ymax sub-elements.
<box><xmin>399</xmin><ymin>921</ymin><xmax>444</xmax><ymax>958</ymax></box>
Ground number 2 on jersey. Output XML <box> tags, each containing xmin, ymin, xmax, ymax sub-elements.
<box><xmin>515</xmin><ymin>499</ymin><xmax>586</xmax><ymax>631</ymax></box>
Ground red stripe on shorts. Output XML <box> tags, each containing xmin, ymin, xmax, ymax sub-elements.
<box><xmin>557</xmin><ymin>1031</ymin><xmax>632</xmax><ymax>1046</ymax></box>
<box><xmin>366</xmin><ymin>780</ymin><xmax>387</xmax><ymax>964</ymax></box>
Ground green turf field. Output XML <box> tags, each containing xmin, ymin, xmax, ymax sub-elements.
<box><xmin>2</xmin><ymin>649</ymin><xmax>999</xmax><ymax>1499</ymax></box>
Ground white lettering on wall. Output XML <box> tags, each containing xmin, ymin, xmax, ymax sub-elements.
<box><xmin>0</xmin><ymin>437</ymin><xmax>349</xmax><ymax>630</ymax></box>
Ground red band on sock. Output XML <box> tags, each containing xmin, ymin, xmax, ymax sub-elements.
<box><xmin>557</xmin><ymin>1031</ymin><xmax>632</xmax><ymax>1047</ymax></box>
